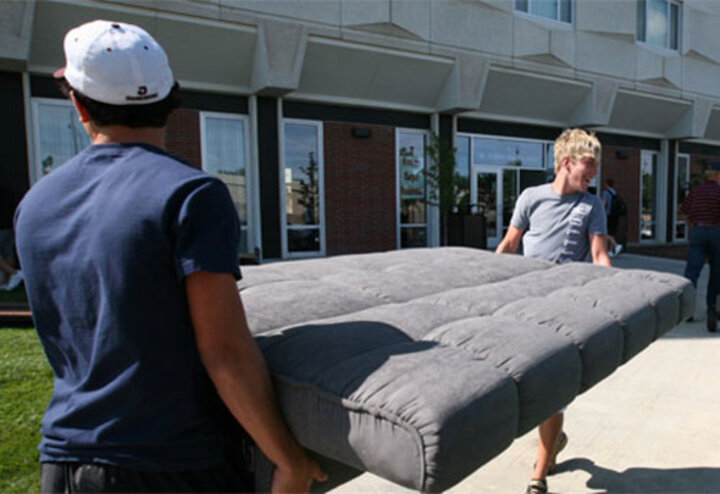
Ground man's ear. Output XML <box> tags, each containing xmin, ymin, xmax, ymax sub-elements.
<box><xmin>561</xmin><ymin>156</ymin><xmax>571</xmax><ymax>171</ymax></box>
<box><xmin>69</xmin><ymin>91</ymin><xmax>91</xmax><ymax>123</ymax></box>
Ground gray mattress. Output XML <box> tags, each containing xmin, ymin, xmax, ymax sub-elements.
<box><xmin>238</xmin><ymin>247</ymin><xmax>694</xmax><ymax>492</ymax></box>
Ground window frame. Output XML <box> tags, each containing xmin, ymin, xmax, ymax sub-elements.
<box><xmin>280</xmin><ymin>118</ymin><xmax>326</xmax><ymax>259</ymax></box>
<box><xmin>637</xmin><ymin>0</ymin><xmax>681</xmax><ymax>52</ymax></box>
<box><xmin>514</xmin><ymin>0</ymin><xmax>573</xmax><ymax>25</ymax></box>
<box><xmin>30</xmin><ymin>97</ymin><xmax>91</xmax><ymax>184</ymax></box>
<box><xmin>673</xmin><ymin>152</ymin><xmax>690</xmax><ymax>243</ymax></box>
<box><xmin>199</xmin><ymin>111</ymin><xmax>254</xmax><ymax>255</ymax></box>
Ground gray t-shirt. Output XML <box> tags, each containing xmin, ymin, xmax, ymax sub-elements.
<box><xmin>511</xmin><ymin>183</ymin><xmax>607</xmax><ymax>264</ymax></box>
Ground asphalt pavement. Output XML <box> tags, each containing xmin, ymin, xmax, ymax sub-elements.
<box><xmin>330</xmin><ymin>254</ymin><xmax>720</xmax><ymax>493</ymax></box>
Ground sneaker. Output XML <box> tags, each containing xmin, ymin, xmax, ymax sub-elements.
<box><xmin>526</xmin><ymin>479</ymin><xmax>548</xmax><ymax>494</ymax></box>
<box><xmin>2</xmin><ymin>271</ymin><xmax>22</xmax><ymax>291</ymax></box>
<box><xmin>614</xmin><ymin>244</ymin><xmax>623</xmax><ymax>256</ymax></box>
<box><xmin>707</xmin><ymin>308</ymin><xmax>717</xmax><ymax>333</ymax></box>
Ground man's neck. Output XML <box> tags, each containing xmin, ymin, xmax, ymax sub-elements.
<box><xmin>551</xmin><ymin>174</ymin><xmax>578</xmax><ymax>196</ymax></box>
<box><xmin>90</xmin><ymin>125</ymin><xmax>167</xmax><ymax>150</ymax></box>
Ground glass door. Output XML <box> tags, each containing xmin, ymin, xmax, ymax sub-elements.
<box><xmin>471</xmin><ymin>165</ymin><xmax>502</xmax><ymax>248</ymax></box>
<box><xmin>640</xmin><ymin>150</ymin><xmax>659</xmax><ymax>242</ymax></box>
<box><xmin>397</xmin><ymin>129</ymin><xmax>428</xmax><ymax>248</ymax></box>
<box><xmin>282</xmin><ymin>120</ymin><xmax>325</xmax><ymax>258</ymax></box>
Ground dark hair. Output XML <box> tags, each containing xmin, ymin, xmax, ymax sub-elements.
<box><xmin>606</xmin><ymin>178</ymin><xmax>615</xmax><ymax>187</ymax></box>
<box><xmin>57</xmin><ymin>78</ymin><xmax>181</xmax><ymax>128</ymax></box>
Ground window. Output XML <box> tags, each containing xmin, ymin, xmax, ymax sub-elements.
<box><xmin>637</xmin><ymin>0</ymin><xmax>680</xmax><ymax>50</ymax></box>
<box><xmin>640</xmin><ymin>150</ymin><xmax>659</xmax><ymax>241</ymax></box>
<box><xmin>674</xmin><ymin>153</ymin><xmax>690</xmax><ymax>241</ymax></box>
<box><xmin>31</xmin><ymin>98</ymin><xmax>91</xmax><ymax>182</ymax></box>
<box><xmin>515</xmin><ymin>0</ymin><xmax>572</xmax><ymax>23</ymax></box>
<box><xmin>282</xmin><ymin>120</ymin><xmax>325</xmax><ymax>257</ymax></box>
<box><xmin>200</xmin><ymin>112</ymin><xmax>252</xmax><ymax>254</ymax></box>
<box><xmin>472</xmin><ymin>136</ymin><xmax>545</xmax><ymax>169</ymax></box>
<box><xmin>397</xmin><ymin>130</ymin><xmax>428</xmax><ymax>248</ymax></box>
<box><xmin>466</xmin><ymin>135</ymin><xmax>554</xmax><ymax>246</ymax></box>
<box><xmin>455</xmin><ymin>135</ymin><xmax>471</xmax><ymax>212</ymax></box>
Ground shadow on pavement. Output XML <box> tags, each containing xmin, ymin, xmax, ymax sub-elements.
<box><xmin>555</xmin><ymin>457</ymin><xmax>720</xmax><ymax>493</ymax></box>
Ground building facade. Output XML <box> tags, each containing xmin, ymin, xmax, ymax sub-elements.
<box><xmin>3</xmin><ymin>0</ymin><xmax>720</xmax><ymax>260</ymax></box>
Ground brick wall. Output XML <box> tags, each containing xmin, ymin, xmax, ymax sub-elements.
<box><xmin>601</xmin><ymin>145</ymin><xmax>640</xmax><ymax>243</ymax></box>
<box><xmin>166</xmin><ymin>108</ymin><xmax>201</xmax><ymax>169</ymax></box>
<box><xmin>324</xmin><ymin>122</ymin><xmax>397</xmax><ymax>255</ymax></box>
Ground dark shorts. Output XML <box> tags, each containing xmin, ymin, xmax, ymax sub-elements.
<box><xmin>607</xmin><ymin>215</ymin><xmax>619</xmax><ymax>236</ymax></box>
<box><xmin>41</xmin><ymin>422</ymin><xmax>255</xmax><ymax>493</ymax></box>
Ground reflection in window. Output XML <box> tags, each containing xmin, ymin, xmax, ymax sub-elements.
<box><xmin>637</xmin><ymin>0</ymin><xmax>680</xmax><ymax>50</ymax></box>
<box><xmin>472</xmin><ymin>137</ymin><xmax>544</xmax><ymax>169</ymax></box>
<box><xmin>201</xmin><ymin>113</ymin><xmax>249</xmax><ymax>253</ymax></box>
<box><xmin>640</xmin><ymin>151</ymin><xmax>658</xmax><ymax>241</ymax></box>
<box><xmin>33</xmin><ymin>99</ymin><xmax>91</xmax><ymax>178</ymax></box>
<box><xmin>675</xmin><ymin>154</ymin><xmax>690</xmax><ymax>241</ymax></box>
<box><xmin>456</xmin><ymin>135</ymin><xmax>471</xmax><ymax>211</ymax></box>
<box><xmin>515</xmin><ymin>0</ymin><xmax>572</xmax><ymax>23</ymax></box>
<box><xmin>284</xmin><ymin>122</ymin><xmax>323</xmax><ymax>255</ymax></box>
<box><xmin>476</xmin><ymin>171</ymin><xmax>498</xmax><ymax>238</ymax></box>
<box><xmin>398</xmin><ymin>131</ymin><xmax>427</xmax><ymax>248</ymax></box>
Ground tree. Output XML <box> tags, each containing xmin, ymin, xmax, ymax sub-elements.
<box><xmin>424</xmin><ymin>132</ymin><xmax>470</xmax><ymax>246</ymax></box>
<box><xmin>295</xmin><ymin>151</ymin><xmax>319</xmax><ymax>224</ymax></box>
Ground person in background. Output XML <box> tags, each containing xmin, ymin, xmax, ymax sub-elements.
<box><xmin>15</xmin><ymin>20</ymin><xmax>325</xmax><ymax>493</ymax></box>
<box><xmin>0</xmin><ymin>188</ymin><xmax>22</xmax><ymax>291</ymax></box>
<box><xmin>601</xmin><ymin>178</ymin><xmax>623</xmax><ymax>257</ymax></box>
<box><xmin>496</xmin><ymin>128</ymin><xmax>611</xmax><ymax>494</ymax></box>
<box><xmin>681</xmin><ymin>162</ymin><xmax>720</xmax><ymax>333</ymax></box>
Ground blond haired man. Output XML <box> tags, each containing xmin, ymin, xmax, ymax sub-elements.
<box><xmin>496</xmin><ymin>128</ymin><xmax>611</xmax><ymax>494</ymax></box>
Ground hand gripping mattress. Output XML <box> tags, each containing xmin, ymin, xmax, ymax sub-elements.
<box><xmin>237</xmin><ymin>247</ymin><xmax>694</xmax><ymax>492</ymax></box>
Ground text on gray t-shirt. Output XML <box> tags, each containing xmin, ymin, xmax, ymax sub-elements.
<box><xmin>511</xmin><ymin>183</ymin><xmax>607</xmax><ymax>264</ymax></box>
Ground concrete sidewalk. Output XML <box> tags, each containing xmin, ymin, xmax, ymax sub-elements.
<box><xmin>330</xmin><ymin>254</ymin><xmax>720</xmax><ymax>493</ymax></box>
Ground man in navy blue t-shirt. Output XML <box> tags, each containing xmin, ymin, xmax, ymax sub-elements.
<box><xmin>15</xmin><ymin>20</ymin><xmax>325</xmax><ymax>493</ymax></box>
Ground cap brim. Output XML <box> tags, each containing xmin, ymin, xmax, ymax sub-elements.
<box><xmin>53</xmin><ymin>67</ymin><xmax>66</xmax><ymax>79</ymax></box>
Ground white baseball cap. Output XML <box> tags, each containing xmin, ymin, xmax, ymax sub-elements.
<box><xmin>55</xmin><ymin>20</ymin><xmax>174</xmax><ymax>105</ymax></box>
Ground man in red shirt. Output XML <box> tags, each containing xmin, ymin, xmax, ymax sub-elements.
<box><xmin>681</xmin><ymin>162</ymin><xmax>720</xmax><ymax>332</ymax></box>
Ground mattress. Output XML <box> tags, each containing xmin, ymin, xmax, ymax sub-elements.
<box><xmin>237</xmin><ymin>247</ymin><xmax>694</xmax><ymax>492</ymax></box>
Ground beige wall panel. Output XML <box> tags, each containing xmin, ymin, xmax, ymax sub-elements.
<box><xmin>574</xmin><ymin>32</ymin><xmax>636</xmax><ymax>80</ymax></box>
<box><xmin>429</xmin><ymin>1</ymin><xmax>512</xmax><ymax>56</ymax></box>
<box><xmin>683</xmin><ymin>58</ymin><xmax>720</xmax><ymax>98</ymax></box>
<box><xmin>513</xmin><ymin>17</ymin><xmax>550</xmax><ymax>58</ymax></box>
<box><xmin>683</xmin><ymin>6</ymin><xmax>720</xmax><ymax>64</ymax></box>
<box><xmin>575</xmin><ymin>0</ymin><xmax>635</xmax><ymax>36</ymax></box>
<box><xmin>391</xmin><ymin>0</ymin><xmax>431</xmax><ymax>41</ymax></box>
<box><xmin>221</xmin><ymin>0</ymin><xmax>341</xmax><ymax>25</ymax></box>
<box><xmin>340</xmin><ymin>0</ymin><xmax>389</xmax><ymax>26</ymax></box>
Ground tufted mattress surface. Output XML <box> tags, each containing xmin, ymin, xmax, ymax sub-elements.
<box><xmin>237</xmin><ymin>247</ymin><xmax>694</xmax><ymax>492</ymax></box>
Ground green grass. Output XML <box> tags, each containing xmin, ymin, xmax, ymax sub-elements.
<box><xmin>0</xmin><ymin>328</ymin><xmax>52</xmax><ymax>493</ymax></box>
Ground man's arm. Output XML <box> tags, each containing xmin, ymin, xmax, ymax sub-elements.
<box><xmin>495</xmin><ymin>225</ymin><xmax>525</xmax><ymax>254</ymax></box>
<box><xmin>590</xmin><ymin>234</ymin><xmax>612</xmax><ymax>267</ymax></box>
<box><xmin>186</xmin><ymin>271</ymin><xmax>326</xmax><ymax>493</ymax></box>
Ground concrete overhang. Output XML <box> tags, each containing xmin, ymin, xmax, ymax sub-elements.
<box><xmin>702</xmin><ymin>106</ymin><xmax>720</xmax><ymax>142</ymax></box>
<box><xmin>28</xmin><ymin>0</ymin><xmax>257</xmax><ymax>94</ymax></box>
<box><xmin>469</xmin><ymin>67</ymin><xmax>592</xmax><ymax>126</ymax></box>
<box><xmin>607</xmin><ymin>90</ymin><xmax>694</xmax><ymax>138</ymax></box>
<box><xmin>294</xmin><ymin>36</ymin><xmax>455</xmax><ymax>112</ymax></box>
<box><xmin>0</xmin><ymin>0</ymin><xmax>35</xmax><ymax>71</ymax></box>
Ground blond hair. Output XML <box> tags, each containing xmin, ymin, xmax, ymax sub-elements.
<box><xmin>554</xmin><ymin>128</ymin><xmax>602</xmax><ymax>173</ymax></box>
